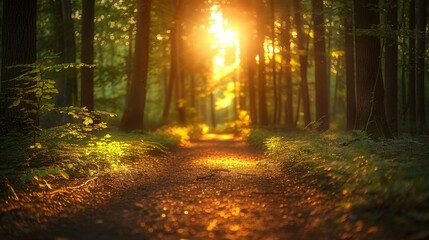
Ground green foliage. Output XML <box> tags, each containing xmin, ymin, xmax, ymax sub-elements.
<box><xmin>250</xmin><ymin>129</ymin><xmax>429</xmax><ymax>225</ymax></box>
<box><xmin>5</xmin><ymin>51</ymin><xmax>93</xmax><ymax>142</ymax></box>
<box><xmin>84</xmin><ymin>134</ymin><xmax>128</xmax><ymax>173</ymax></box>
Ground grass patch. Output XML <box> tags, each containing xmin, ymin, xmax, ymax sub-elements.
<box><xmin>0</xmin><ymin>124</ymin><xmax>202</xmax><ymax>195</ymax></box>
<box><xmin>248</xmin><ymin>129</ymin><xmax>429</xmax><ymax>235</ymax></box>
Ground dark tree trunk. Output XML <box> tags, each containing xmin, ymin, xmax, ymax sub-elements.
<box><xmin>243</xmin><ymin>25</ymin><xmax>258</xmax><ymax>125</ymax></box>
<box><xmin>415</xmin><ymin>0</ymin><xmax>427</xmax><ymax>130</ymax></box>
<box><xmin>210</xmin><ymin>91</ymin><xmax>216</xmax><ymax>129</ymax></box>
<box><xmin>281</xmin><ymin>1</ymin><xmax>294</xmax><ymax>129</ymax></box>
<box><xmin>345</xmin><ymin>17</ymin><xmax>356</xmax><ymax>131</ymax></box>
<box><xmin>353</xmin><ymin>0</ymin><xmax>392</xmax><ymax>139</ymax></box>
<box><xmin>312</xmin><ymin>0</ymin><xmax>329</xmax><ymax>131</ymax></box>
<box><xmin>162</xmin><ymin>0</ymin><xmax>184</xmax><ymax>123</ymax></box>
<box><xmin>53</xmin><ymin>0</ymin><xmax>77</xmax><ymax>107</ymax></box>
<box><xmin>384</xmin><ymin>0</ymin><xmax>398</xmax><ymax>135</ymax></box>
<box><xmin>257</xmin><ymin>21</ymin><xmax>269</xmax><ymax>126</ymax></box>
<box><xmin>1</xmin><ymin>0</ymin><xmax>37</xmax><ymax>133</ymax></box>
<box><xmin>81</xmin><ymin>0</ymin><xmax>95</xmax><ymax>111</ymax></box>
<box><xmin>120</xmin><ymin>0</ymin><xmax>152</xmax><ymax>131</ymax></box>
<box><xmin>271</xmin><ymin>0</ymin><xmax>279</xmax><ymax>125</ymax></box>
<box><xmin>176</xmin><ymin>55</ymin><xmax>186</xmax><ymax>124</ymax></box>
<box><xmin>293</xmin><ymin>0</ymin><xmax>311</xmax><ymax>127</ymax></box>
<box><xmin>408</xmin><ymin>0</ymin><xmax>416</xmax><ymax>133</ymax></box>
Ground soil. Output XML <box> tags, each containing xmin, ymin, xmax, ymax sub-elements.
<box><xmin>1</xmin><ymin>134</ymin><xmax>395</xmax><ymax>239</ymax></box>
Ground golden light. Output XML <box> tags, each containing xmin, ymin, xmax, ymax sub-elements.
<box><xmin>194</xmin><ymin>156</ymin><xmax>256</xmax><ymax>169</ymax></box>
<box><xmin>208</xmin><ymin>4</ymin><xmax>240</xmax><ymax>109</ymax></box>
<box><xmin>200</xmin><ymin>133</ymin><xmax>235</xmax><ymax>141</ymax></box>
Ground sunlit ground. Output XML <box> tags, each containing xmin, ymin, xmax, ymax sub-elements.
<box><xmin>194</xmin><ymin>156</ymin><xmax>257</xmax><ymax>169</ymax></box>
<box><xmin>200</xmin><ymin>133</ymin><xmax>235</xmax><ymax>141</ymax></box>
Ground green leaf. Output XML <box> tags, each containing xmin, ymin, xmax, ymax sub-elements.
<box><xmin>9</xmin><ymin>99</ymin><xmax>20</xmax><ymax>108</ymax></box>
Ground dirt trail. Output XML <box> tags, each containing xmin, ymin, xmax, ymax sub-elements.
<box><xmin>5</xmin><ymin>134</ymin><xmax>380</xmax><ymax>239</ymax></box>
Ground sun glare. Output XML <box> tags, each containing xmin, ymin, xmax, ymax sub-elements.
<box><xmin>208</xmin><ymin>4</ymin><xmax>240</xmax><ymax>109</ymax></box>
<box><xmin>208</xmin><ymin>4</ymin><xmax>240</xmax><ymax>79</ymax></box>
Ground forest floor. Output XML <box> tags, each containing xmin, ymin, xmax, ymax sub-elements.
<box><xmin>1</xmin><ymin>134</ymin><xmax>401</xmax><ymax>239</ymax></box>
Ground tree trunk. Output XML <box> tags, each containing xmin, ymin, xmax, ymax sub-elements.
<box><xmin>1</xmin><ymin>0</ymin><xmax>37</xmax><ymax>133</ymax></box>
<box><xmin>53</xmin><ymin>0</ymin><xmax>77</xmax><ymax>107</ymax></box>
<box><xmin>120</xmin><ymin>0</ymin><xmax>152</xmax><ymax>131</ymax></box>
<box><xmin>345</xmin><ymin>16</ymin><xmax>356</xmax><ymax>131</ymax></box>
<box><xmin>353</xmin><ymin>0</ymin><xmax>392</xmax><ymax>139</ymax></box>
<box><xmin>384</xmin><ymin>0</ymin><xmax>398</xmax><ymax>135</ymax></box>
<box><xmin>415</xmin><ymin>0</ymin><xmax>426</xmax><ymax>130</ymax></box>
<box><xmin>271</xmin><ymin>0</ymin><xmax>279</xmax><ymax>125</ymax></box>
<box><xmin>312</xmin><ymin>0</ymin><xmax>329</xmax><ymax>131</ymax></box>
<box><xmin>243</xmin><ymin>25</ymin><xmax>258</xmax><ymax>125</ymax></box>
<box><xmin>210</xmin><ymin>92</ymin><xmax>216</xmax><ymax>129</ymax></box>
<box><xmin>408</xmin><ymin>0</ymin><xmax>416</xmax><ymax>133</ymax></box>
<box><xmin>162</xmin><ymin>0</ymin><xmax>184</xmax><ymax>123</ymax></box>
<box><xmin>257</xmin><ymin>20</ymin><xmax>269</xmax><ymax>126</ymax></box>
<box><xmin>81</xmin><ymin>0</ymin><xmax>95</xmax><ymax>111</ymax></box>
<box><xmin>281</xmin><ymin>1</ymin><xmax>294</xmax><ymax>129</ymax></box>
<box><xmin>293</xmin><ymin>0</ymin><xmax>311</xmax><ymax>127</ymax></box>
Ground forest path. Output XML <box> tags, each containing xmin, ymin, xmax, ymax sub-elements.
<box><xmin>34</xmin><ymin>134</ymin><xmax>358</xmax><ymax>239</ymax></box>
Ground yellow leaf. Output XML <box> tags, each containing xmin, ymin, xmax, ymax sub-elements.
<box><xmin>59</xmin><ymin>171</ymin><xmax>70</xmax><ymax>180</ymax></box>
<box><xmin>83</xmin><ymin>117</ymin><xmax>93</xmax><ymax>126</ymax></box>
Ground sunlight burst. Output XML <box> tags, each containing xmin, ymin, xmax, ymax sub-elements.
<box><xmin>208</xmin><ymin>4</ymin><xmax>241</xmax><ymax>109</ymax></box>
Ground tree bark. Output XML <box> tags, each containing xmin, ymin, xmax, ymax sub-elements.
<box><xmin>1</xmin><ymin>0</ymin><xmax>37</xmax><ymax>133</ymax></box>
<box><xmin>53</xmin><ymin>0</ymin><xmax>77</xmax><ymax>107</ymax></box>
<box><xmin>120</xmin><ymin>0</ymin><xmax>152</xmax><ymax>131</ymax></box>
<box><xmin>293</xmin><ymin>0</ymin><xmax>311</xmax><ymax>127</ymax></box>
<box><xmin>257</xmin><ymin>17</ymin><xmax>269</xmax><ymax>126</ymax></box>
<box><xmin>271</xmin><ymin>0</ymin><xmax>279</xmax><ymax>125</ymax></box>
<box><xmin>281</xmin><ymin>1</ymin><xmax>294</xmax><ymax>129</ymax></box>
<box><xmin>81</xmin><ymin>0</ymin><xmax>95</xmax><ymax>111</ymax></box>
<box><xmin>384</xmin><ymin>0</ymin><xmax>398</xmax><ymax>135</ymax></box>
<box><xmin>415</xmin><ymin>0</ymin><xmax>426</xmax><ymax>130</ymax></box>
<box><xmin>353</xmin><ymin>0</ymin><xmax>392</xmax><ymax>139</ymax></box>
<box><xmin>312</xmin><ymin>0</ymin><xmax>329</xmax><ymax>131</ymax></box>
<box><xmin>345</xmin><ymin>15</ymin><xmax>356</xmax><ymax>131</ymax></box>
<box><xmin>408</xmin><ymin>0</ymin><xmax>416</xmax><ymax>133</ymax></box>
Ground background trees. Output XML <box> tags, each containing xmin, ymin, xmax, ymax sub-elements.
<box><xmin>81</xmin><ymin>0</ymin><xmax>95</xmax><ymax>111</ymax></box>
<box><xmin>0</xmin><ymin>0</ymin><xmax>427</xmax><ymax>136</ymax></box>
<box><xmin>120</xmin><ymin>0</ymin><xmax>152</xmax><ymax>131</ymax></box>
<box><xmin>1</xmin><ymin>0</ymin><xmax>37</xmax><ymax>132</ymax></box>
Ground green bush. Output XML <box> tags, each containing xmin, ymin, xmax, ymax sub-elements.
<box><xmin>250</xmin><ymin>129</ymin><xmax>429</xmax><ymax>223</ymax></box>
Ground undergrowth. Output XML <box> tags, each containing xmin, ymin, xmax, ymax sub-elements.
<box><xmin>0</xmin><ymin>124</ymin><xmax>200</xmax><ymax>195</ymax></box>
<box><xmin>248</xmin><ymin>129</ymin><xmax>429</xmax><ymax>234</ymax></box>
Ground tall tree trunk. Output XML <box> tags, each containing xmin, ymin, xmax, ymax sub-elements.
<box><xmin>257</xmin><ymin>20</ymin><xmax>269</xmax><ymax>126</ymax></box>
<box><xmin>415</xmin><ymin>0</ymin><xmax>427</xmax><ymax>130</ymax></box>
<box><xmin>244</xmin><ymin>25</ymin><xmax>258</xmax><ymax>125</ymax></box>
<box><xmin>81</xmin><ymin>0</ymin><xmax>95</xmax><ymax>111</ymax></box>
<box><xmin>162</xmin><ymin>0</ymin><xmax>184</xmax><ymax>123</ymax></box>
<box><xmin>353</xmin><ymin>0</ymin><xmax>392</xmax><ymax>139</ymax></box>
<box><xmin>345</xmin><ymin>16</ymin><xmax>356</xmax><ymax>131</ymax></box>
<box><xmin>408</xmin><ymin>0</ymin><xmax>416</xmax><ymax>133</ymax></box>
<box><xmin>257</xmin><ymin>1</ymin><xmax>268</xmax><ymax>126</ymax></box>
<box><xmin>61</xmin><ymin>0</ymin><xmax>77</xmax><ymax>106</ymax></box>
<box><xmin>53</xmin><ymin>0</ymin><xmax>77</xmax><ymax>107</ymax></box>
<box><xmin>120</xmin><ymin>0</ymin><xmax>152</xmax><ymax>131</ymax></box>
<box><xmin>293</xmin><ymin>0</ymin><xmax>311</xmax><ymax>127</ymax></box>
<box><xmin>271</xmin><ymin>0</ymin><xmax>279</xmax><ymax>125</ymax></box>
<box><xmin>312</xmin><ymin>0</ymin><xmax>329</xmax><ymax>131</ymax></box>
<box><xmin>210</xmin><ymin>92</ymin><xmax>216</xmax><ymax>129</ymax></box>
<box><xmin>176</xmin><ymin>34</ymin><xmax>186</xmax><ymax>125</ymax></box>
<box><xmin>1</xmin><ymin>0</ymin><xmax>37</xmax><ymax>133</ymax></box>
<box><xmin>384</xmin><ymin>0</ymin><xmax>398</xmax><ymax>135</ymax></box>
<box><xmin>282</xmin><ymin>1</ymin><xmax>294</xmax><ymax>129</ymax></box>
